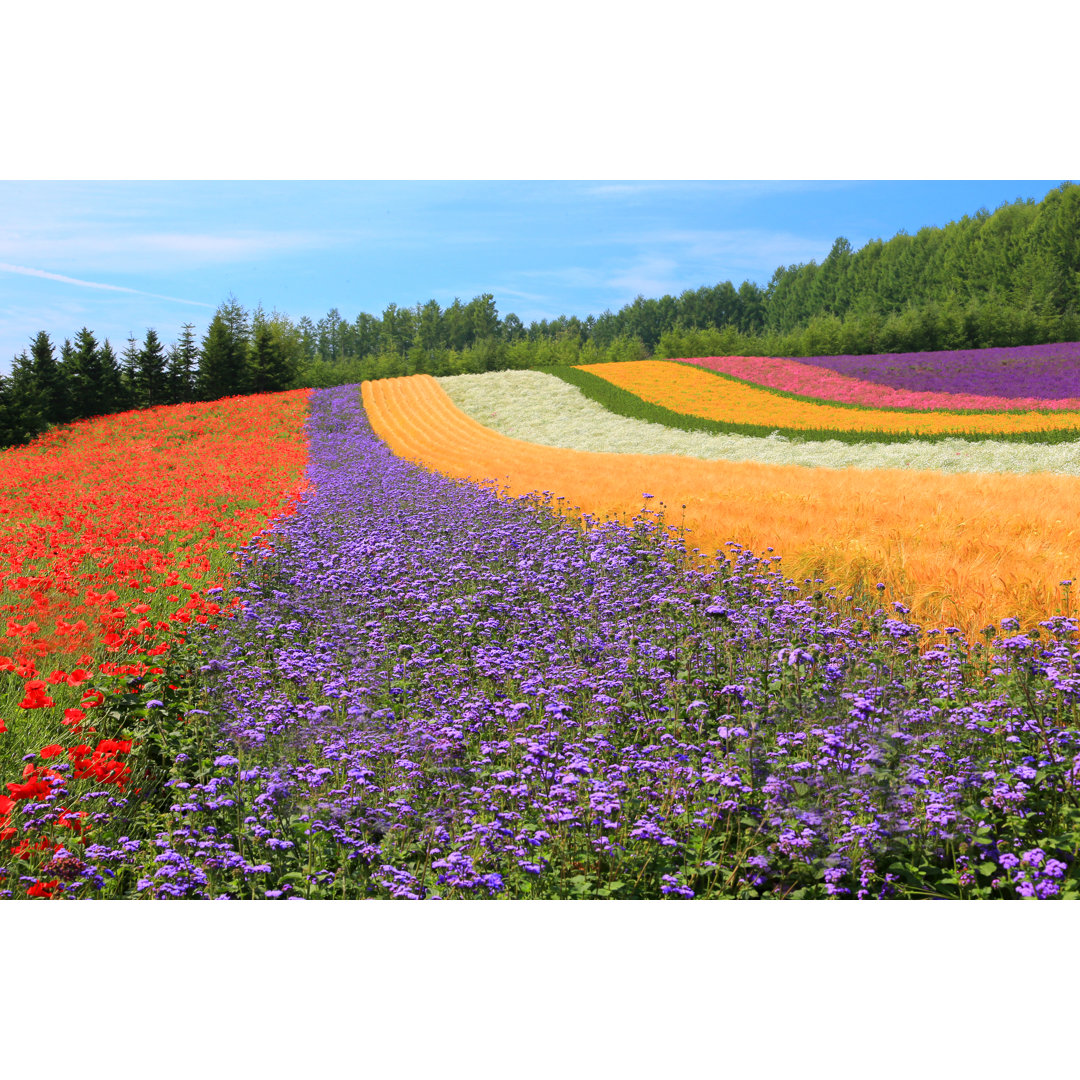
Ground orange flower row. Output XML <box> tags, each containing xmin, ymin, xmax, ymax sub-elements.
<box><xmin>580</xmin><ymin>360</ymin><xmax>1080</xmax><ymax>435</ymax></box>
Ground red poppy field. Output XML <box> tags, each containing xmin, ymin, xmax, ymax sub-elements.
<box><xmin>1</xmin><ymin>392</ymin><xmax>310</xmax><ymax>893</ymax></box>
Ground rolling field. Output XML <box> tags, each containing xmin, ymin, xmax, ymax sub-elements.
<box><xmin>4</xmin><ymin>348</ymin><xmax>1080</xmax><ymax>900</ymax></box>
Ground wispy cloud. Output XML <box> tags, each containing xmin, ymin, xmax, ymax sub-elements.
<box><xmin>593</xmin><ymin>228</ymin><xmax>834</xmax><ymax>279</ymax></box>
<box><xmin>0</xmin><ymin>227</ymin><xmax>335</xmax><ymax>269</ymax></box>
<box><xmin>606</xmin><ymin>256</ymin><xmax>683</xmax><ymax>298</ymax></box>
<box><xmin>583</xmin><ymin>180</ymin><xmax>860</xmax><ymax>199</ymax></box>
<box><xmin>486</xmin><ymin>285</ymin><xmax>550</xmax><ymax>303</ymax></box>
<box><xmin>0</xmin><ymin>263</ymin><xmax>213</xmax><ymax>307</ymax></box>
<box><xmin>116</xmin><ymin>231</ymin><xmax>328</xmax><ymax>261</ymax></box>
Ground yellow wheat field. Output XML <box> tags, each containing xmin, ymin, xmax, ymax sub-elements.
<box><xmin>362</xmin><ymin>375</ymin><xmax>1080</xmax><ymax>640</ymax></box>
<box><xmin>581</xmin><ymin>360</ymin><xmax>1080</xmax><ymax>436</ymax></box>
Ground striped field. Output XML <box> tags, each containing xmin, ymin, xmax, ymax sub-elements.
<box><xmin>364</xmin><ymin>373</ymin><xmax>1080</xmax><ymax>642</ymax></box>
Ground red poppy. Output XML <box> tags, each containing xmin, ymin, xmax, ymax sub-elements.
<box><xmin>61</xmin><ymin>707</ymin><xmax>86</xmax><ymax>730</ymax></box>
<box><xmin>6</xmin><ymin>777</ymin><xmax>52</xmax><ymax>801</ymax></box>
<box><xmin>19</xmin><ymin>681</ymin><xmax>55</xmax><ymax>709</ymax></box>
<box><xmin>26</xmin><ymin>879</ymin><xmax>60</xmax><ymax>899</ymax></box>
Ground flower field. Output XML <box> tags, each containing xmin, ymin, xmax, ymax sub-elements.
<box><xmin>796</xmin><ymin>342</ymin><xmax>1080</xmax><ymax>400</ymax></box>
<box><xmin>367</xmin><ymin>373</ymin><xmax>1079</xmax><ymax>642</ymax></box>
<box><xmin>438</xmin><ymin>370</ymin><xmax>1080</xmax><ymax>473</ymax></box>
<box><xmin>676</xmin><ymin>354</ymin><xmax>1080</xmax><ymax>412</ymax></box>
<box><xmin>581</xmin><ymin>360</ymin><xmax>1080</xmax><ymax>436</ymax></box>
<box><xmin>4</xmin><ymin>349</ymin><xmax>1080</xmax><ymax>900</ymax></box>
<box><xmin>1</xmin><ymin>392</ymin><xmax>309</xmax><ymax>896</ymax></box>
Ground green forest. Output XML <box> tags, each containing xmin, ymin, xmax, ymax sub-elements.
<box><xmin>2</xmin><ymin>181</ymin><xmax>1078</xmax><ymax>449</ymax></box>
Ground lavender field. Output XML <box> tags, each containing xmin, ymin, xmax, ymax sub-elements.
<box><xmin>100</xmin><ymin>385</ymin><xmax>1080</xmax><ymax>899</ymax></box>
<box><xmin>799</xmin><ymin>341</ymin><xmax>1080</xmax><ymax>399</ymax></box>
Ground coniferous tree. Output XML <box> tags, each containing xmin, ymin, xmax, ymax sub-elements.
<box><xmin>218</xmin><ymin>293</ymin><xmax>251</xmax><ymax>346</ymax></box>
<box><xmin>297</xmin><ymin>315</ymin><xmax>318</xmax><ymax>360</ymax></box>
<box><xmin>198</xmin><ymin>313</ymin><xmax>248</xmax><ymax>400</ymax></box>
<box><xmin>57</xmin><ymin>339</ymin><xmax>76</xmax><ymax>416</ymax></box>
<box><xmin>120</xmin><ymin>335</ymin><xmax>140</xmax><ymax>411</ymax></box>
<box><xmin>68</xmin><ymin>328</ymin><xmax>109</xmax><ymax>420</ymax></box>
<box><xmin>29</xmin><ymin>331</ymin><xmax>67</xmax><ymax>426</ymax></box>
<box><xmin>7</xmin><ymin>349</ymin><xmax>46</xmax><ymax>442</ymax></box>
<box><xmin>136</xmin><ymin>328</ymin><xmax>167</xmax><ymax>408</ymax></box>
<box><xmin>249</xmin><ymin>321</ymin><xmax>293</xmax><ymax>393</ymax></box>
<box><xmin>0</xmin><ymin>370</ymin><xmax>15</xmax><ymax>448</ymax></box>
<box><xmin>99</xmin><ymin>340</ymin><xmax>126</xmax><ymax>414</ymax></box>
<box><xmin>164</xmin><ymin>322</ymin><xmax>198</xmax><ymax>404</ymax></box>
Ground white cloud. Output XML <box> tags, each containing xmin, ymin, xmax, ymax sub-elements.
<box><xmin>486</xmin><ymin>286</ymin><xmax>550</xmax><ymax>303</ymax></box>
<box><xmin>605</xmin><ymin>257</ymin><xmax>682</xmax><ymax>298</ymax></box>
<box><xmin>604</xmin><ymin>228</ymin><xmax>831</xmax><ymax>268</ymax></box>
<box><xmin>0</xmin><ymin>226</ymin><xmax>333</xmax><ymax>270</ymax></box>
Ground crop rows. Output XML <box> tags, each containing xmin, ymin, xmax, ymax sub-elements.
<box><xmin>676</xmin><ymin>354</ymin><xmax>1080</xmax><ymax>412</ymax></box>
<box><xmin>366</xmin><ymin>374</ymin><xmax>1079</xmax><ymax>642</ymax></box>
<box><xmin>438</xmin><ymin>370</ymin><xmax>1080</xmax><ymax>474</ymax></box>
<box><xmin>581</xmin><ymin>360</ymin><xmax>1080</xmax><ymax>437</ymax></box>
<box><xmin>795</xmin><ymin>341</ymin><xmax>1080</xmax><ymax>400</ymax></box>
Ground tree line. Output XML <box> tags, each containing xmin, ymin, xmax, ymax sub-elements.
<box><xmin>3</xmin><ymin>182</ymin><xmax>1078</xmax><ymax>449</ymax></box>
<box><xmin>0</xmin><ymin>298</ymin><xmax>298</xmax><ymax>448</ymax></box>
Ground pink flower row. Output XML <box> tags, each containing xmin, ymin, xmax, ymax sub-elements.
<box><xmin>676</xmin><ymin>356</ymin><xmax>1080</xmax><ymax>412</ymax></box>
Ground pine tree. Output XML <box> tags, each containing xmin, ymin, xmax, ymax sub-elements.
<box><xmin>136</xmin><ymin>328</ymin><xmax>167</xmax><ymax>408</ymax></box>
<box><xmin>29</xmin><ymin>331</ymin><xmax>67</xmax><ymax>426</ymax></box>
<box><xmin>99</xmin><ymin>340</ymin><xmax>126</xmax><ymax>414</ymax></box>
<box><xmin>164</xmin><ymin>322</ymin><xmax>198</xmax><ymax>404</ymax></box>
<box><xmin>0</xmin><ymin>370</ymin><xmax>15</xmax><ymax>448</ymax></box>
<box><xmin>249</xmin><ymin>321</ymin><xmax>295</xmax><ymax>393</ymax></box>
<box><xmin>119</xmin><ymin>335</ymin><xmax>140</xmax><ymax>409</ymax></box>
<box><xmin>7</xmin><ymin>349</ymin><xmax>46</xmax><ymax>441</ymax></box>
<box><xmin>68</xmin><ymin>328</ymin><xmax>109</xmax><ymax>420</ymax></box>
<box><xmin>198</xmin><ymin>314</ymin><xmax>247</xmax><ymax>400</ymax></box>
<box><xmin>57</xmin><ymin>339</ymin><xmax>77</xmax><ymax>418</ymax></box>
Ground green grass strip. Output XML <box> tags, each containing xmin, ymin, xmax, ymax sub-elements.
<box><xmin>539</xmin><ymin>365</ymin><xmax>1080</xmax><ymax>446</ymax></box>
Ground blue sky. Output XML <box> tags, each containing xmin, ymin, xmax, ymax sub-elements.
<box><xmin>0</xmin><ymin>179</ymin><xmax>1067</xmax><ymax>374</ymax></box>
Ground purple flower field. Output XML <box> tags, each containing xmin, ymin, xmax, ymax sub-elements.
<box><xmin>27</xmin><ymin>382</ymin><xmax>1074</xmax><ymax>899</ymax></box>
<box><xmin>797</xmin><ymin>342</ymin><xmax>1080</xmax><ymax>400</ymax></box>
